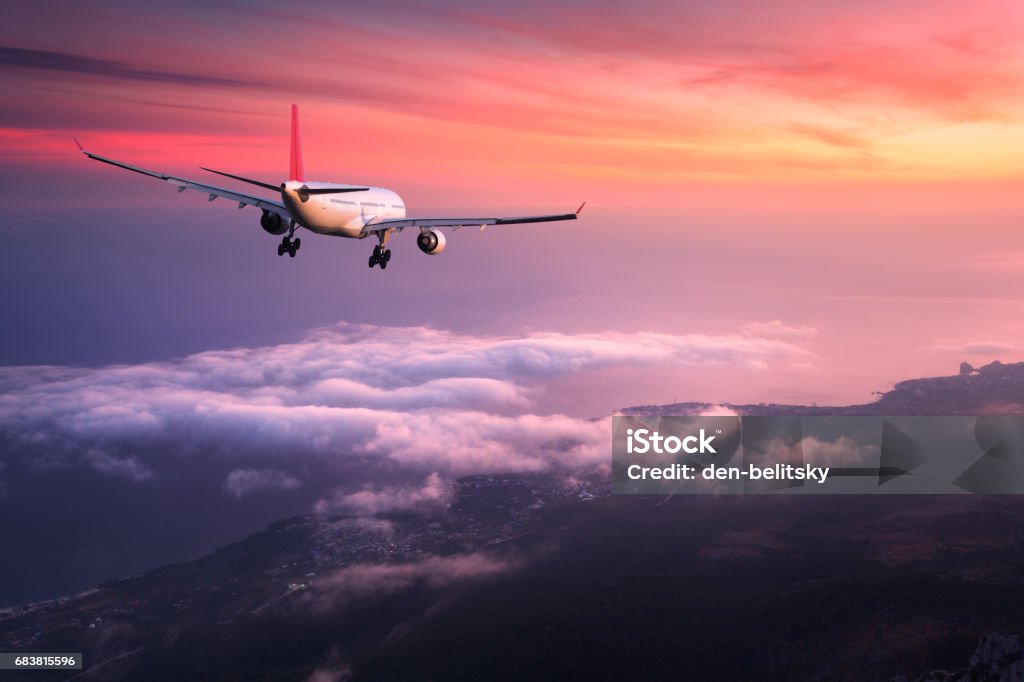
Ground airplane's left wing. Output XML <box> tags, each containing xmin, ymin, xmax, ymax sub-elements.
<box><xmin>359</xmin><ymin>204</ymin><xmax>584</xmax><ymax>237</ymax></box>
<box><xmin>75</xmin><ymin>141</ymin><xmax>291</xmax><ymax>218</ymax></box>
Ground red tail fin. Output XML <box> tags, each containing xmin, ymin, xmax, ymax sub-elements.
<box><xmin>289</xmin><ymin>104</ymin><xmax>304</xmax><ymax>182</ymax></box>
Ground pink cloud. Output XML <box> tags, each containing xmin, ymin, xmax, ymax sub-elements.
<box><xmin>223</xmin><ymin>467</ymin><xmax>303</xmax><ymax>500</ymax></box>
<box><xmin>931</xmin><ymin>341</ymin><xmax>1017</xmax><ymax>355</ymax></box>
<box><xmin>302</xmin><ymin>550</ymin><xmax>525</xmax><ymax>613</ymax></box>
<box><xmin>83</xmin><ymin>448</ymin><xmax>154</xmax><ymax>482</ymax></box>
<box><xmin>321</xmin><ymin>473</ymin><xmax>448</xmax><ymax>516</ymax></box>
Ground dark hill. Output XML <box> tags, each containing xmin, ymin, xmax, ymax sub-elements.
<box><xmin>4</xmin><ymin>364</ymin><xmax>1024</xmax><ymax>680</ymax></box>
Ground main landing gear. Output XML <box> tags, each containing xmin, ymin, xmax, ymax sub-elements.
<box><xmin>368</xmin><ymin>231</ymin><xmax>392</xmax><ymax>270</ymax></box>
<box><xmin>277</xmin><ymin>229</ymin><xmax>301</xmax><ymax>258</ymax></box>
<box><xmin>368</xmin><ymin>244</ymin><xmax>392</xmax><ymax>269</ymax></box>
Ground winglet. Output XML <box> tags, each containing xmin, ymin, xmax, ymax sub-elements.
<box><xmin>289</xmin><ymin>104</ymin><xmax>304</xmax><ymax>182</ymax></box>
<box><xmin>576</xmin><ymin>201</ymin><xmax>586</xmax><ymax>215</ymax></box>
<box><xmin>73</xmin><ymin>137</ymin><xmax>84</xmax><ymax>153</ymax></box>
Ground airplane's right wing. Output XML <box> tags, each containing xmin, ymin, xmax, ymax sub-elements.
<box><xmin>359</xmin><ymin>205</ymin><xmax>584</xmax><ymax>237</ymax></box>
<box><xmin>76</xmin><ymin>142</ymin><xmax>292</xmax><ymax>219</ymax></box>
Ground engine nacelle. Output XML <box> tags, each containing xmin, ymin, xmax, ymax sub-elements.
<box><xmin>416</xmin><ymin>230</ymin><xmax>447</xmax><ymax>255</ymax></box>
<box><xmin>260</xmin><ymin>210</ymin><xmax>288</xmax><ymax>235</ymax></box>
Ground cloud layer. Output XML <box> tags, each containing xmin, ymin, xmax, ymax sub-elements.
<box><xmin>0</xmin><ymin>321</ymin><xmax>809</xmax><ymax>505</ymax></box>
<box><xmin>0</xmin><ymin>320</ymin><xmax>812</xmax><ymax>605</ymax></box>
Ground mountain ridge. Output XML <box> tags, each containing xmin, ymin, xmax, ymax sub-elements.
<box><xmin>621</xmin><ymin>360</ymin><xmax>1024</xmax><ymax>416</ymax></box>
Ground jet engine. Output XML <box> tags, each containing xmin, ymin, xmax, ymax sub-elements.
<box><xmin>261</xmin><ymin>210</ymin><xmax>288</xmax><ymax>235</ymax></box>
<box><xmin>416</xmin><ymin>230</ymin><xmax>446</xmax><ymax>255</ymax></box>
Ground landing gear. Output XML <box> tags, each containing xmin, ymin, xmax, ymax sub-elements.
<box><xmin>277</xmin><ymin>232</ymin><xmax>301</xmax><ymax>258</ymax></box>
<box><xmin>368</xmin><ymin>232</ymin><xmax>392</xmax><ymax>269</ymax></box>
<box><xmin>368</xmin><ymin>244</ymin><xmax>391</xmax><ymax>269</ymax></box>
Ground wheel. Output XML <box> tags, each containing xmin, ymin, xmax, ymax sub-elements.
<box><xmin>277</xmin><ymin>244</ymin><xmax>286</xmax><ymax>256</ymax></box>
<box><xmin>288</xmin><ymin>245</ymin><xmax>297</xmax><ymax>258</ymax></box>
<box><xmin>368</xmin><ymin>254</ymin><xmax>377</xmax><ymax>268</ymax></box>
<box><xmin>373</xmin><ymin>245</ymin><xmax>382</xmax><ymax>259</ymax></box>
<box><xmin>379</xmin><ymin>257</ymin><xmax>388</xmax><ymax>270</ymax></box>
<box><xmin>281</xmin><ymin>236</ymin><xmax>289</xmax><ymax>246</ymax></box>
<box><xmin>383</xmin><ymin>249</ymin><xmax>392</xmax><ymax>263</ymax></box>
<box><xmin>293</xmin><ymin>238</ymin><xmax>301</xmax><ymax>251</ymax></box>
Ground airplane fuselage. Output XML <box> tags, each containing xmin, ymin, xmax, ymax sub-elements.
<box><xmin>281</xmin><ymin>181</ymin><xmax>406</xmax><ymax>239</ymax></box>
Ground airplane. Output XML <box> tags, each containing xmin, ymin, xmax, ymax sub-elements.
<box><xmin>76</xmin><ymin>105</ymin><xmax>583</xmax><ymax>270</ymax></box>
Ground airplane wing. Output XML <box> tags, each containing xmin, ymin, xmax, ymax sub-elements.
<box><xmin>75</xmin><ymin>141</ymin><xmax>291</xmax><ymax>219</ymax></box>
<box><xmin>359</xmin><ymin>204</ymin><xmax>584</xmax><ymax>237</ymax></box>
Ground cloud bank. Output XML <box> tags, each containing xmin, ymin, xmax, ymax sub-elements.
<box><xmin>0</xmin><ymin>320</ymin><xmax>813</xmax><ymax>605</ymax></box>
<box><xmin>0</xmin><ymin>321</ymin><xmax>810</xmax><ymax>506</ymax></box>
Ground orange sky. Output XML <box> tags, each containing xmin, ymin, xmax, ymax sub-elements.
<box><xmin>3</xmin><ymin>0</ymin><xmax>1024</xmax><ymax>212</ymax></box>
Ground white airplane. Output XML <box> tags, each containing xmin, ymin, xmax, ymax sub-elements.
<box><xmin>76</xmin><ymin>105</ymin><xmax>583</xmax><ymax>270</ymax></box>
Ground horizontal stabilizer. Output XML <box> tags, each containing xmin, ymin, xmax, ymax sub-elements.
<box><xmin>201</xmin><ymin>167</ymin><xmax>279</xmax><ymax>192</ymax></box>
<box><xmin>300</xmin><ymin>186</ymin><xmax>369</xmax><ymax>195</ymax></box>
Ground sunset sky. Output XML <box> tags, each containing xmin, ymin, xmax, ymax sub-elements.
<box><xmin>2</xmin><ymin>0</ymin><xmax>1024</xmax><ymax>408</ymax></box>
<box><xmin>5</xmin><ymin>0</ymin><xmax>1024</xmax><ymax>205</ymax></box>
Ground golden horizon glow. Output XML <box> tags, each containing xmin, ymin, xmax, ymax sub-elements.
<box><xmin>3</xmin><ymin>0</ymin><xmax>1024</xmax><ymax>211</ymax></box>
